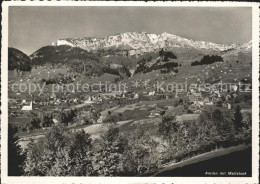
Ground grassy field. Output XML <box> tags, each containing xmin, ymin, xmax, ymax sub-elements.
<box><xmin>129</xmin><ymin>58</ymin><xmax>250</xmax><ymax>83</ymax></box>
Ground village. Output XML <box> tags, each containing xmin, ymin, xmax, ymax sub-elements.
<box><xmin>8</xmin><ymin>58</ymin><xmax>252</xmax><ymax>143</ymax></box>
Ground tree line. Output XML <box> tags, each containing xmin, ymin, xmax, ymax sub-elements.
<box><xmin>19</xmin><ymin>109</ymin><xmax>77</xmax><ymax>132</ymax></box>
<box><xmin>191</xmin><ymin>55</ymin><xmax>223</xmax><ymax>66</ymax></box>
<box><xmin>9</xmin><ymin>105</ymin><xmax>251</xmax><ymax>176</ymax></box>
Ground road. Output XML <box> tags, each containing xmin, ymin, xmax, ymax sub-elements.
<box><xmin>142</xmin><ymin>145</ymin><xmax>251</xmax><ymax>177</ymax></box>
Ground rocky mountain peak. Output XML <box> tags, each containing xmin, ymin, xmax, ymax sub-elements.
<box><xmin>52</xmin><ymin>32</ymin><xmax>252</xmax><ymax>56</ymax></box>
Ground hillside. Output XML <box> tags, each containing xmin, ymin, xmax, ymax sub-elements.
<box><xmin>30</xmin><ymin>45</ymin><xmax>180</xmax><ymax>77</ymax></box>
<box><xmin>30</xmin><ymin>45</ymin><xmax>119</xmax><ymax>77</ymax></box>
<box><xmin>8</xmin><ymin>47</ymin><xmax>32</xmax><ymax>71</ymax></box>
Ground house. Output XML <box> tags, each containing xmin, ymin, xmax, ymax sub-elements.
<box><xmin>133</xmin><ymin>93</ymin><xmax>139</xmax><ymax>99</ymax></box>
<box><xmin>50</xmin><ymin>94</ymin><xmax>56</xmax><ymax>100</ymax></box>
<box><xmin>205</xmin><ymin>102</ymin><xmax>214</xmax><ymax>106</ymax></box>
<box><xmin>84</xmin><ymin>96</ymin><xmax>94</xmax><ymax>104</ymax></box>
<box><xmin>193</xmin><ymin>101</ymin><xmax>204</xmax><ymax>108</ymax></box>
<box><xmin>21</xmin><ymin>101</ymin><xmax>33</xmax><ymax>111</ymax></box>
<box><xmin>53</xmin><ymin>118</ymin><xmax>59</xmax><ymax>124</ymax></box>
<box><xmin>231</xmin><ymin>85</ymin><xmax>238</xmax><ymax>92</ymax></box>
<box><xmin>149</xmin><ymin>110</ymin><xmax>160</xmax><ymax>118</ymax></box>
<box><xmin>149</xmin><ymin>107</ymin><xmax>165</xmax><ymax>117</ymax></box>
<box><xmin>148</xmin><ymin>91</ymin><xmax>155</xmax><ymax>96</ymax></box>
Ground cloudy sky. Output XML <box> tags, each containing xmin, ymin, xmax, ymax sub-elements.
<box><xmin>9</xmin><ymin>6</ymin><xmax>252</xmax><ymax>55</ymax></box>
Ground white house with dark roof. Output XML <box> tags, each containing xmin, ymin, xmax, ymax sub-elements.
<box><xmin>21</xmin><ymin>101</ymin><xmax>33</xmax><ymax>111</ymax></box>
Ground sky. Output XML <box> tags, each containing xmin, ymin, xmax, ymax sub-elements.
<box><xmin>9</xmin><ymin>6</ymin><xmax>252</xmax><ymax>55</ymax></box>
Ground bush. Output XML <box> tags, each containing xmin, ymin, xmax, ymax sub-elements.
<box><xmin>159</xmin><ymin>112</ymin><xmax>178</xmax><ymax>140</ymax></box>
<box><xmin>41</xmin><ymin>114</ymin><xmax>53</xmax><ymax>128</ymax></box>
<box><xmin>232</xmin><ymin>105</ymin><xmax>243</xmax><ymax>131</ymax></box>
<box><xmin>58</xmin><ymin>109</ymin><xmax>77</xmax><ymax>125</ymax></box>
<box><xmin>93</xmin><ymin>125</ymin><xmax>128</xmax><ymax>176</ymax></box>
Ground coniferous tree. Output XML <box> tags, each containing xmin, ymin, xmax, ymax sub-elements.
<box><xmin>232</xmin><ymin>105</ymin><xmax>243</xmax><ymax>131</ymax></box>
<box><xmin>93</xmin><ymin>125</ymin><xmax>128</xmax><ymax>176</ymax></box>
<box><xmin>8</xmin><ymin>126</ymin><xmax>25</xmax><ymax>176</ymax></box>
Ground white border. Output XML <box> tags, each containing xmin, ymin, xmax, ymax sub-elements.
<box><xmin>1</xmin><ymin>2</ymin><xmax>259</xmax><ymax>184</ymax></box>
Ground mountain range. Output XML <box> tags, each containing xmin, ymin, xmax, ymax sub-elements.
<box><xmin>52</xmin><ymin>32</ymin><xmax>252</xmax><ymax>56</ymax></box>
<box><xmin>9</xmin><ymin>32</ymin><xmax>252</xmax><ymax>77</ymax></box>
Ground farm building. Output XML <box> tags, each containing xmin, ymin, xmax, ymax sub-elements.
<box><xmin>148</xmin><ymin>106</ymin><xmax>165</xmax><ymax>118</ymax></box>
<box><xmin>148</xmin><ymin>91</ymin><xmax>156</xmax><ymax>96</ymax></box>
<box><xmin>21</xmin><ymin>101</ymin><xmax>33</xmax><ymax>111</ymax></box>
